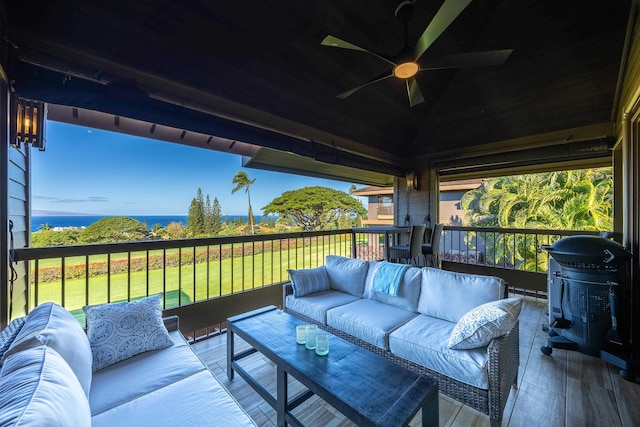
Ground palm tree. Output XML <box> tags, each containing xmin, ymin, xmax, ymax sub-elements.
<box><xmin>231</xmin><ymin>171</ymin><xmax>257</xmax><ymax>235</ymax></box>
<box><xmin>460</xmin><ymin>168</ymin><xmax>613</xmax><ymax>271</ymax></box>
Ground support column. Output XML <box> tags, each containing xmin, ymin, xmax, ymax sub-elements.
<box><xmin>1</xmin><ymin>70</ymin><xmax>9</xmax><ymax>328</ymax></box>
<box><xmin>622</xmin><ymin>110</ymin><xmax>640</xmax><ymax>370</ymax></box>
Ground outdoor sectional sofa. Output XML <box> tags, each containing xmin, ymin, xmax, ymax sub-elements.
<box><xmin>0</xmin><ymin>298</ymin><xmax>256</xmax><ymax>427</ymax></box>
<box><xmin>284</xmin><ymin>255</ymin><xmax>521</xmax><ymax>427</ymax></box>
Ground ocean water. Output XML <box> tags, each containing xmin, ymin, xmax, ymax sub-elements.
<box><xmin>31</xmin><ymin>215</ymin><xmax>270</xmax><ymax>232</ymax></box>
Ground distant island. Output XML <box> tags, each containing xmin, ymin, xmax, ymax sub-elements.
<box><xmin>32</xmin><ymin>210</ymin><xmax>95</xmax><ymax>216</ymax></box>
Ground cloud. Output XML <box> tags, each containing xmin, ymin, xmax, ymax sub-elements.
<box><xmin>50</xmin><ymin>196</ymin><xmax>109</xmax><ymax>204</ymax></box>
<box><xmin>32</xmin><ymin>195</ymin><xmax>60</xmax><ymax>200</ymax></box>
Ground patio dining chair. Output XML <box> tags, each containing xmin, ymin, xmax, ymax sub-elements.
<box><xmin>388</xmin><ymin>224</ymin><xmax>427</xmax><ymax>265</ymax></box>
<box><xmin>421</xmin><ymin>223</ymin><xmax>444</xmax><ymax>268</ymax></box>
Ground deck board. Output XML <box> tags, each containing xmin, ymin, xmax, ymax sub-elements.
<box><xmin>193</xmin><ymin>297</ymin><xmax>640</xmax><ymax>426</ymax></box>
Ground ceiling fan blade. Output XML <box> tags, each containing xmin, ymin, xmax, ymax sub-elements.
<box><xmin>322</xmin><ymin>35</ymin><xmax>396</xmax><ymax>66</ymax></box>
<box><xmin>407</xmin><ymin>78</ymin><xmax>425</xmax><ymax>107</ymax></box>
<box><xmin>420</xmin><ymin>49</ymin><xmax>513</xmax><ymax>70</ymax></box>
<box><xmin>336</xmin><ymin>70</ymin><xmax>393</xmax><ymax>99</ymax></box>
<box><xmin>413</xmin><ymin>0</ymin><xmax>473</xmax><ymax>61</ymax></box>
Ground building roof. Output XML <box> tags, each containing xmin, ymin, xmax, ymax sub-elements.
<box><xmin>2</xmin><ymin>1</ymin><xmax>630</xmax><ymax>183</ymax></box>
<box><xmin>351</xmin><ymin>186</ymin><xmax>393</xmax><ymax>196</ymax></box>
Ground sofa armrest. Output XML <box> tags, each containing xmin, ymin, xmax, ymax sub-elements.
<box><xmin>283</xmin><ymin>282</ymin><xmax>293</xmax><ymax>307</ymax></box>
<box><xmin>487</xmin><ymin>319</ymin><xmax>519</xmax><ymax>423</ymax></box>
<box><xmin>163</xmin><ymin>315</ymin><xmax>179</xmax><ymax>332</ymax></box>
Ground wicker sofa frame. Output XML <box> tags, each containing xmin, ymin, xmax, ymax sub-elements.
<box><xmin>283</xmin><ymin>283</ymin><xmax>519</xmax><ymax>427</ymax></box>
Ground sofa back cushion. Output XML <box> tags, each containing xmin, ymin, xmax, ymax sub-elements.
<box><xmin>0</xmin><ymin>345</ymin><xmax>91</xmax><ymax>426</ymax></box>
<box><xmin>325</xmin><ymin>255</ymin><xmax>369</xmax><ymax>297</ymax></box>
<box><xmin>364</xmin><ymin>262</ymin><xmax>422</xmax><ymax>312</ymax></box>
<box><xmin>418</xmin><ymin>268</ymin><xmax>505</xmax><ymax>323</ymax></box>
<box><xmin>2</xmin><ymin>302</ymin><xmax>93</xmax><ymax>397</ymax></box>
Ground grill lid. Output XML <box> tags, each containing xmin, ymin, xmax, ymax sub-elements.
<box><xmin>542</xmin><ymin>235</ymin><xmax>632</xmax><ymax>270</ymax></box>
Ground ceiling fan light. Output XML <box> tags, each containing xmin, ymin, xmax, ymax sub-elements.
<box><xmin>393</xmin><ymin>62</ymin><xmax>419</xmax><ymax>79</ymax></box>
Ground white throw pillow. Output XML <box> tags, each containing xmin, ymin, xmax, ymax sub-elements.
<box><xmin>288</xmin><ymin>266</ymin><xmax>331</xmax><ymax>297</ymax></box>
<box><xmin>83</xmin><ymin>294</ymin><xmax>174</xmax><ymax>371</ymax></box>
<box><xmin>0</xmin><ymin>345</ymin><xmax>91</xmax><ymax>426</ymax></box>
<box><xmin>2</xmin><ymin>303</ymin><xmax>93</xmax><ymax>397</ymax></box>
<box><xmin>448</xmin><ymin>297</ymin><xmax>522</xmax><ymax>350</ymax></box>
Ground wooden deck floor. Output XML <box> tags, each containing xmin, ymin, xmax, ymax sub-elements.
<box><xmin>193</xmin><ymin>298</ymin><xmax>640</xmax><ymax>427</ymax></box>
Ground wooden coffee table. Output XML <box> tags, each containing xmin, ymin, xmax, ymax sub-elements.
<box><xmin>227</xmin><ymin>306</ymin><xmax>438</xmax><ymax>427</ymax></box>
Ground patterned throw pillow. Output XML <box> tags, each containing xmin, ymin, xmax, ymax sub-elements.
<box><xmin>0</xmin><ymin>317</ymin><xmax>26</xmax><ymax>362</ymax></box>
<box><xmin>448</xmin><ymin>297</ymin><xmax>522</xmax><ymax>350</ymax></box>
<box><xmin>83</xmin><ymin>294</ymin><xmax>174</xmax><ymax>371</ymax></box>
<box><xmin>289</xmin><ymin>266</ymin><xmax>331</xmax><ymax>297</ymax></box>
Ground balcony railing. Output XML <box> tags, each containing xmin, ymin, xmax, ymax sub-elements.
<box><xmin>13</xmin><ymin>226</ymin><xmax>602</xmax><ymax>337</ymax></box>
<box><xmin>14</xmin><ymin>230</ymin><xmax>353</xmax><ymax>336</ymax></box>
<box><xmin>440</xmin><ymin>226</ymin><xmax>600</xmax><ymax>270</ymax></box>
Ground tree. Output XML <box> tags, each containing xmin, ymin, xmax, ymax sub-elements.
<box><xmin>264</xmin><ymin>215</ymin><xmax>276</xmax><ymax>228</ymax></box>
<box><xmin>150</xmin><ymin>223</ymin><xmax>165</xmax><ymax>238</ymax></box>
<box><xmin>187</xmin><ymin>188</ymin><xmax>205</xmax><ymax>237</ymax></box>
<box><xmin>165</xmin><ymin>221</ymin><xmax>187</xmax><ymax>239</ymax></box>
<box><xmin>79</xmin><ymin>217</ymin><xmax>148</xmax><ymax>243</ymax></box>
<box><xmin>203</xmin><ymin>194</ymin><xmax>214</xmax><ymax>235</ymax></box>
<box><xmin>211</xmin><ymin>197</ymin><xmax>223</xmax><ymax>235</ymax></box>
<box><xmin>262</xmin><ymin>186</ymin><xmax>367</xmax><ymax>231</ymax></box>
<box><xmin>460</xmin><ymin>168</ymin><xmax>613</xmax><ymax>270</ymax></box>
<box><xmin>232</xmin><ymin>216</ymin><xmax>245</xmax><ymax>227</ymax></box>
<box><xmin>231</xmin><ymin>171</ymin><xmax>256</xmax><ymax>234</ymax></box>
<box><xmin>460</xmin><ymin>169</ymin><xmax>612</xmax><ymax>230</ymax></box>
<box><xmin>32</xmin><ymin>229</ymin><xmax>81</xmax><ymax>247</ymax></box>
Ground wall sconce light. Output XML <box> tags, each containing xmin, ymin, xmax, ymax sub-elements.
<box><xmin>406</xmin><ymin>171</ymin><xmax>418</xmax><ymax>191</ymax></box>
<box><xmin>10</xmin><ymin>96</ymin><xmax>46</xmax><ymax>151</ymax></box>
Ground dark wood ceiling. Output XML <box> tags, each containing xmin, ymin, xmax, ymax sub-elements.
<box><xmin>1</xmin><ymin>0</ymin><xmax>631</xmax><ymax>176</ymax></box>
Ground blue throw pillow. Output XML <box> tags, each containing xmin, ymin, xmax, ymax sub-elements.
<box><xmin>289</xmin><ymin>266</ymin><xmax>331</xmax><ymax>297</ymax></box>
<box><xmin>0</xmin><ymin>317</ymin><xmax>26</xmax><ymax>363</ymax></box>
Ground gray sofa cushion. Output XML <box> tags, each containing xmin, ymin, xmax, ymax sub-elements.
<box><xmin>325</xmin><ymin>255</ymin><xmax>369</xmax><ymax>297</ymax></box>
<box><xmin>91</xmin><ymin>370</ymin><xmax>256</xmax><ymax>427</ymax></box>
<box><xmin>418</xmin><ymin>268</ymin><xmax>505</xmax><ymax>323</ymax></box>
<box><xmin>285</xmin><ymin>291</ymin><xmax>360</xmax><ymax>324</ymax></box>
<box><xmin>364</xmin><ymin>262</ymin><xmax>422</xmax><ymax>312</ymax></box>
<box><xmin>89</xmin><ymin>330</ymin><xmax>206</xmax><ymax>416</ymax></box>
<box><xmin>389</xmin><ymin>314</ymin><xmax>491</xmax><ymax>389</ymax></box>
<box><xmin>326</xmin><ymin>299</ymin><xmax>417</xmax><ymax>350</ymax></box>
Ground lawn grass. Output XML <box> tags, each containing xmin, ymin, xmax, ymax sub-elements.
<box><xmin>32</xmin><ymin>240</ymin><xmax>352</xmax><ymax>323</ymax></box>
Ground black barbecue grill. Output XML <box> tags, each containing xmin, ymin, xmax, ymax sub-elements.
<box><xmin>541</xmin><ymin>235</ymin><xmax>634</xmax><ymax>381</ymax></box>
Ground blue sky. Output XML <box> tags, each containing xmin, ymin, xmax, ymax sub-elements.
<box><xmin>31</xmin><ymin>121</ymin><xmax>360</xmax><ymax>216</ymax></box>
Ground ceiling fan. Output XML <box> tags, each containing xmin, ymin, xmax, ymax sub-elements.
<box><xmin>321</xmin><ymin>0</ymin><xmax>513</xmax><ymax>107</ymax></box>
